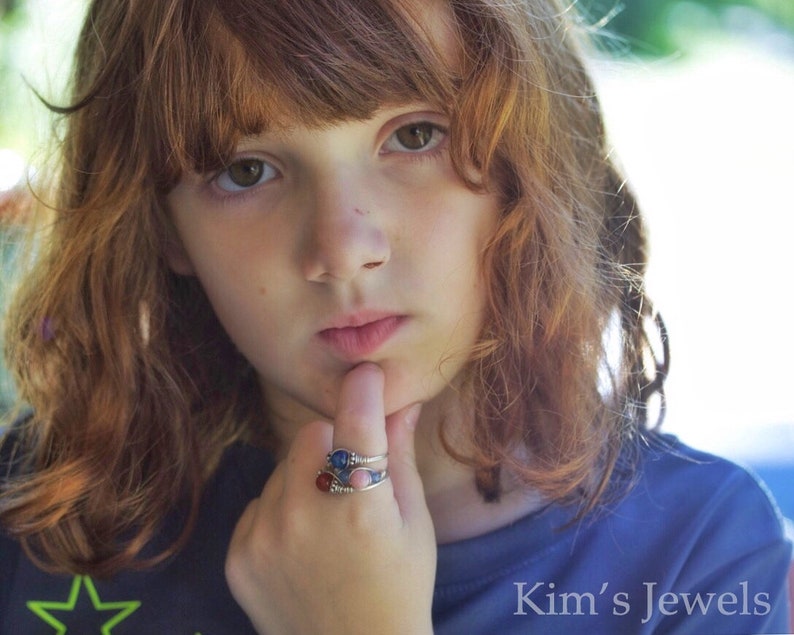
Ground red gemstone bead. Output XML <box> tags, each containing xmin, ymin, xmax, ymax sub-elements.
<box><xmin>316</xmin><ymin>471</ymin><xmax>334</xmax><ymax>492</ymax></box>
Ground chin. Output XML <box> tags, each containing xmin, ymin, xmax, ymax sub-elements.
<box><xmin>380</xmin><ymin>361</ymin><xmax>450</xmax><ymax>416</ymax></box>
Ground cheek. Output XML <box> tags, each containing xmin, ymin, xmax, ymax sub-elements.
<box><xmin>416</xmin><ymin>192</ymin><xmax>497</xmax><ymax>291</ymax></box>
<box><xmin>176</xmin><ymin>244</ymin><xmax>279</xmax><ymax>354</ymax></box>
<box><xmin>173</xmin><ymin>219</ymin><xmax>288</xmax><ymax>307</ymax></box>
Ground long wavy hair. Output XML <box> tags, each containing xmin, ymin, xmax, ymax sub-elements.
<box><xmin>1</xmin><ymin>0</ymin><xmax>667</xmax><ymax>576</ymax></box>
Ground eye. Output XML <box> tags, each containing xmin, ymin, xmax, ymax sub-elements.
<box><xmin>382</xmin><ymin>122</ymin><xmax>447</xmax><ymax>154</ymax></box>
<box><xmin>215</xmin><ymin>158</ymin><xmax>278</xmax><ymax>192</ymax></box>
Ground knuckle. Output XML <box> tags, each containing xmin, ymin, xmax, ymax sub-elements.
<box><xmin>343</xmin><ymin>496</ymin><xmax>396</xmax><ymax>537</ymax></box>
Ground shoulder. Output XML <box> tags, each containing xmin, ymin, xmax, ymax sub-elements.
<box><xmin>434</xmin><ymin>434</ymin><xmax>791</xmax><ymax>633</ymax></box>
<box><xmin>0</xmin><ymin>413</ymin><xmax>32</xmax><ymax>619</ymax></box>
<box><xmin>604</xmin><ymin>432</ymin><xmax>792</xmax><ymax>560</ymax></box>
<box><xmin>627</xmin><ymin>432</ymin><xmax>788</xmax><ymax>539</ymax></box>
<box><xmin>600</xmin><ymin>433</ymin><xmax>792</xmax><ymax>631</ymax></box>
<box><xmin>210</xmin><ymin>440</ymin><xmax>277</xmax><ymax>499</ymax></box>
<box><xmin>0</xmin><ymin>437</ymin><xmax>276</xmax><ymax>632</ymax></box>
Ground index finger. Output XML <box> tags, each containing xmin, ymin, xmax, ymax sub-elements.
<box><xmin>331</xmin><ymin>362</ymin><xmax>388</xmax><ymax>466</ymax></box>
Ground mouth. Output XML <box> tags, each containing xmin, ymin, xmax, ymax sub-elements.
<box><xmin>317</xmin><ymin>312</ymin><xmax>407</xmax><ymax>359</ymax></box>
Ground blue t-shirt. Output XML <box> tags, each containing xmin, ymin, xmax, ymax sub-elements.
<box><xmin>0</xmin><ymin>433</ymin><xmax>791</xmax><ymax>633</ymax></box>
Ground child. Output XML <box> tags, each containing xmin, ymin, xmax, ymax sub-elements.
<box><xmin>1</xmin><ymin>0</ymin><xmax>790</xmax><ymax>632</ymax></box>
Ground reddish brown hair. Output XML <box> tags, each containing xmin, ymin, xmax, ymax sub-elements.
<box><xmin>1</xmin><ymin>0</ymin><xmax>666</xmax><ymax>575</ymax></box>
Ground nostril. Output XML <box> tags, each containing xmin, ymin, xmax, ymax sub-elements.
<box><xmin>363</xmin><ymin>260</ymin><xmax>384</xmax><ymax>269</ymax></box>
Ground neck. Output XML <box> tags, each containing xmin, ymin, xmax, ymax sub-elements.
<box><xmin>413</xmin><ymin>389</ymin><xmax>545</xmax><ymax>544</ymax></box>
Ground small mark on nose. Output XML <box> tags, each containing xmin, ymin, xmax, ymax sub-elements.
<box><xmin>258</xmin><ymin>286</ymin><xmax>267</xmax><ymax>296</ymax></box>
<box><xmin>353</xmin><ymin>207</ymin><xmax>370</xmax><ymax>216</ymax></box>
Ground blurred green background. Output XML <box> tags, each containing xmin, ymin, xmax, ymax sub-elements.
<box><xmin>581</xmin><ymin>0</ymin><xmax>794</xmax><ymax>54</ymax></box>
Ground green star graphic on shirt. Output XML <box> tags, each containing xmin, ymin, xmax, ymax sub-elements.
<box><xmin>27</xmin><ymin>575</ymin><xmax>141</xmax><ymax>634</ymax></box>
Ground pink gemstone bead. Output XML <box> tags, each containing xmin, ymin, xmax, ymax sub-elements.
<box><xmin>349</xmin><ymin>469</ymin><xmax>372</xmax><ymax>490</ymax></box>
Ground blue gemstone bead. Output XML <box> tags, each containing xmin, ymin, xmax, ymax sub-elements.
<box><xmin>330</xmin><ymin>450</ymin><xmax>349</xmax><ymax>469</ymax></box>
<box><xmin>337</xmin><ymin>469</ymin><xmax>351</xmax><ymax>484</ymax></box>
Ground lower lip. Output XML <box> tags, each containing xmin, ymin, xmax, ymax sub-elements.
<box><xmin>318</xmin><ymin>316</ymin><xmax>406</xmax><ymax>359</ymax></box>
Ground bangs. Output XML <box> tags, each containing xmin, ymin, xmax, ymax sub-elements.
<box><xmin>149</xmin><ymin>0</ymin><xmax>459</xmax><ymax>185</ymax></box>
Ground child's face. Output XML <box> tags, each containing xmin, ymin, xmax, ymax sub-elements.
<box><xmin>167</xmin><ymin>103</ymin><xmax>499</xmax><ymax>427</ymax></box>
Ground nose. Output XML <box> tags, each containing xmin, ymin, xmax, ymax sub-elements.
<box><xmin>301</xmin><ymin>173</ymin><xmax>391</xmax><ymax>282</ymax></box>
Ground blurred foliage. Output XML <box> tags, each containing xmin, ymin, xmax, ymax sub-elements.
<box><xmin>1</xmin><ymin>0</ymin><xmax>23</xmax><ymax>22</ymax></box>
<box><xmin>1</xmin><ymin>0</ymin><xmax>32</xmax><ymax>154</ymax></box>
<box><xmin>579</xmin><ymin>0</ymin><xmax>794</xmax><ymax>56</ymax></box>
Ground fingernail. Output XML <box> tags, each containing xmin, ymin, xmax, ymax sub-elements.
<box><xmin>404</xmin><ymin>403</ymin><xmax>422</xmax><ymax>430</ymax></box>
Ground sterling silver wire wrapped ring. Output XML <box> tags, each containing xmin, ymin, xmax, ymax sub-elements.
<box><xmin>326</xmin><ymin>448</ymin><xmax>388</xmax><ymax>470</ymax></box>
<box><xmin>315</xmin><ymin>466</ymin><xmax>389</xmax><ymax>493</ymax></box>
<box><xmin>315</xmin><ymin>448</ymin><xmax>389</xmax><ymax>493</ymax></box>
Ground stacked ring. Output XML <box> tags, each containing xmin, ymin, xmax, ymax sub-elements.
<box><xmin>316</xmin><ymin>447</ymin><xmax>389</xmax><ymax>494</ymax></box>
<box><xmin>326</xmin><ymin>448</ymin><xmax>388</xmax><ymax>470</ymax></box>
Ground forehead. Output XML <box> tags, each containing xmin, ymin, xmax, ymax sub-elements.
<box><xmin>153</xmin><ymin>0</ymin><xmax>464</xmax><ymax>182</ymax></box>
<box><xmin>400</xmin><ymin>0</ymin><xmax>461</xmax><ymax>68</ymax></box>
<box><xmin>247</xmin><ymin>0</ymin><xmax>462</xmax><ymax>122</ymax></box>
<box><xmin>250</xmin><ymin>0</ymin><xmax>460</xmax><ymax>129</ymax></box>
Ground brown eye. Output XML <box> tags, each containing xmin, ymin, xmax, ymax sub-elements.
<box><xmin>381</xmin><ymin>120</ymin><xmax>447</xmax><ymax>155</ymax></box>
<box><xmin>228</xmin><ymin>159</ymin><xmax>264</xmax><ymax>186</ymax></box>
<box><xmin>394</xmin><ymin>123</ymin><xmax>436</xmax><ymax>150</ymax></box>
<box><xmin>216</xmin><ymin>158</ymin><xmax>277</xmax><ymax>192</ymax></box>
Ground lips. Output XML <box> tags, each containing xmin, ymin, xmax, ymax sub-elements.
<box><xmin>317</xmin><ymin>312</ymin><xmax>406</xmax><ymax>359</ymax></box>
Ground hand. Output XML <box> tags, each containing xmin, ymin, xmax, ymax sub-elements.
<box><xmin>226</xmin><ymin>363</ymin><xmax>436</xmax><ymax>634</ymax></box>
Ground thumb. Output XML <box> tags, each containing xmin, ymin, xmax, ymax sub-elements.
<box><xmin>384</xmin><ymin>403</ymin><xmax>427</xmax><ymax>518</ymax></box>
